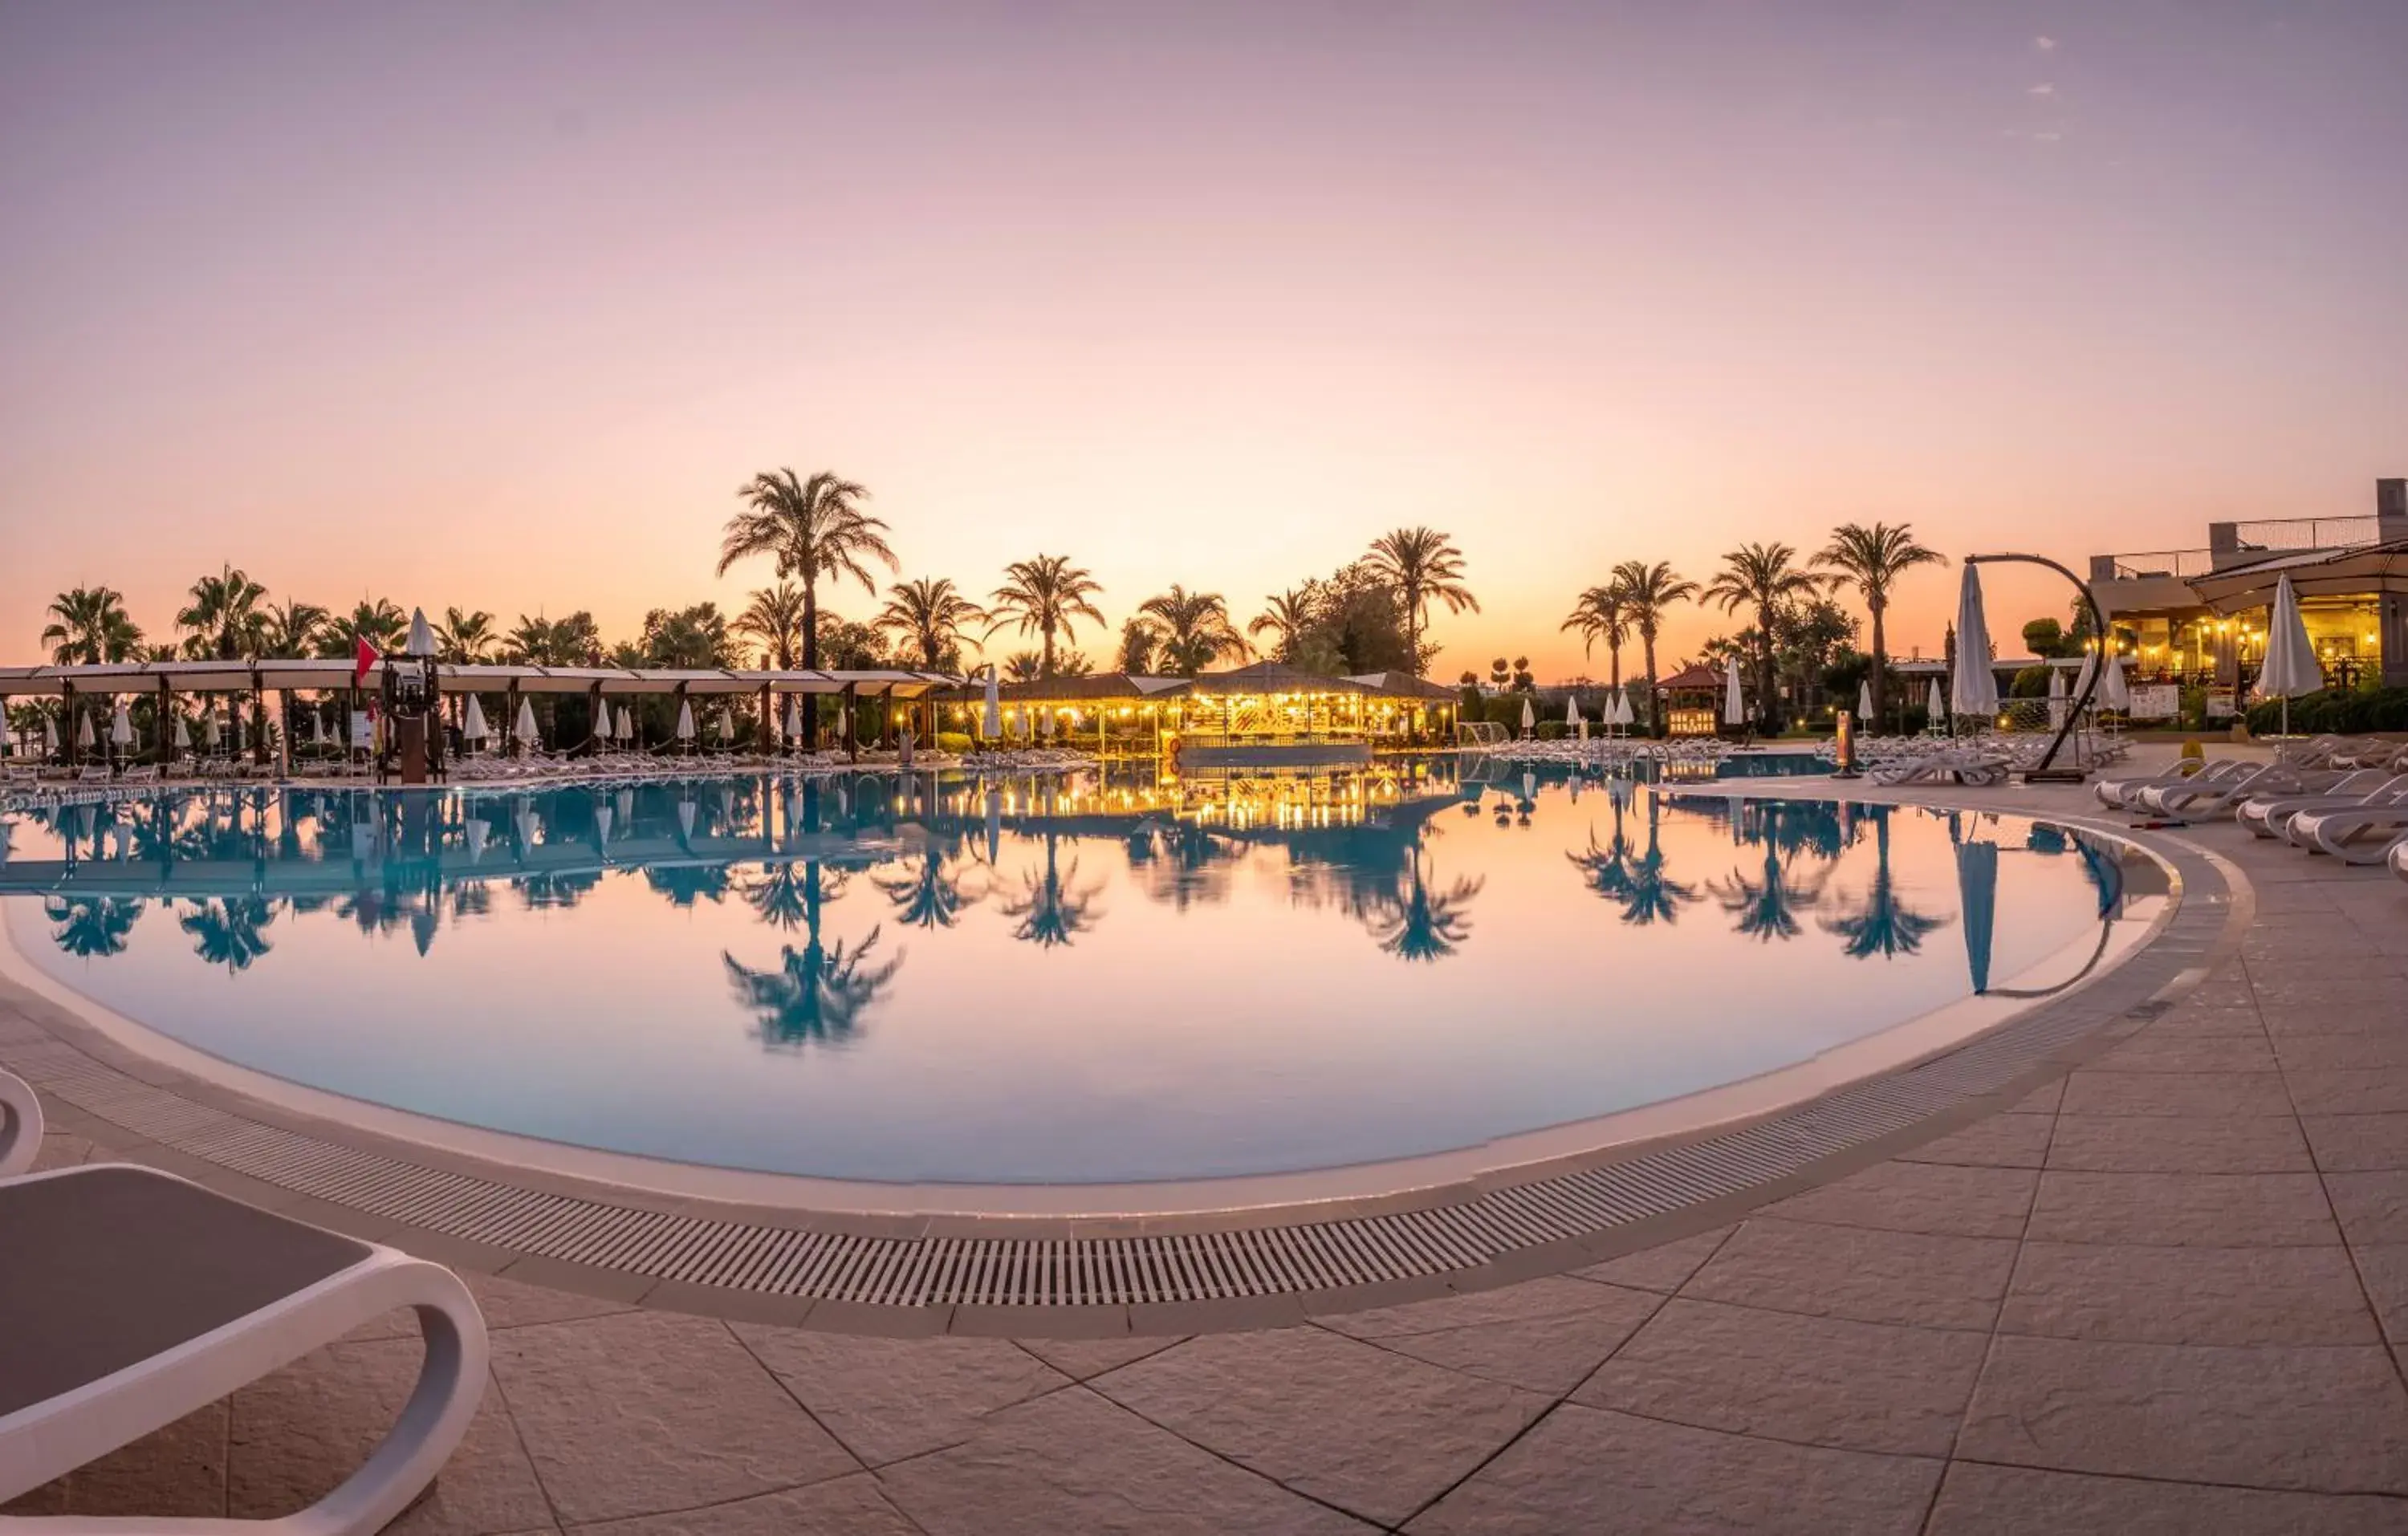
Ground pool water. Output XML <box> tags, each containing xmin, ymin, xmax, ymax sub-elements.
<box><xmin>0</xmin><ymin>764</ymin><xmax>2136</xmax><ymax>1184</ymax></box>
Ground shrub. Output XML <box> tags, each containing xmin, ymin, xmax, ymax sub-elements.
<box><xmin>2010</xmin><ymin>665</ymin><xmax>2052</xmax><ymax>699</ymax></box>
<box><xmin>2243</xmin><ymin>686</ymin><xmax>2408</xmax><ymax>736</ymax></box>
<box><xmin>935</xmin><ymin>731</ymin><xmax>973</xmax><ymax>754</ymax></box>
<box><xmin>1536</xmin><ymin>721</ymin><xmax>1568</xmax><ymax>741</ymax></box>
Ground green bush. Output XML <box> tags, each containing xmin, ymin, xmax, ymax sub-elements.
<box><xmin>1536</xmin><ymin>721</ymin><xmax>1568</xmax><ymax>741</ymax></box>
<box><xmin>936</xmin><ymin>731</ymin><xmax>973</xmax><ymax>754</ymax></box>
<box><xmin>2243</xmin><ymin>686</ymin><xmax>2408</xmax><ymax>736</ymax></box>
<box><xmin>2009</xmin><ymin>665</ymin><xmax>2052</xmax><ymax>699</ymax></box>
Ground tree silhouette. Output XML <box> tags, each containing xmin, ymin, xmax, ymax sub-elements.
<box><xmin>1619</xmin><ymin>798</ymin><xmax>1699</xmax><ymax>926</ymax></box>
<box><xmin>872</xmin><ymin>847</ymin><xmax>981</xmax><ymax>929</ymax></box>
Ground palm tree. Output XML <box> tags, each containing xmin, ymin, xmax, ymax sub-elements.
<box><xmin>317</xmin><ymin>599</ymin><xmax>408</xmax><ymax>660</ymax></box>
<box><xmin>1365</xmin><ymin>527</ymin><xmax>1478</xmax><ymax>671</ymax></box>
<box><xmin>1247</xmin><ymin>587</ymin><xmax>1316</xmax><ymax>662</ymax></box>
<box><xmin>42</xmin><ymin>586</ymin><xmax>144</xmax><ymax>664</ymax></box>
<box><xmin>502</xmin><ymin>612</ymin><xmax>598</xmax><ymax>667</ymax></box>
<box><xmin>1610</xmin><ymin>560</ymin><xmax>1697</xmax><ymax>738</ymax></box>
<box><xmin>725</xmin><ymin>583</ymin><xmax>807</xmax><ymax>669</ymax></box>
<box><xmin>176</xmin><ymin>565</ymin><xmax>269</xmax><ymax>660</ymax></box>
<box><xmin>1138</xmin><ymin>585</ymin><xmax>1247</xmax><ymax>677</ymax></box>
<box><xmin>875</xmin><ymin>577</ymin><xmax>987</xmax><ymax>670</ymax></box>
<box><xmin>988</xmin><ymin>555</ymin><xmax>1105</xmax><ymax>677</ymax></box>
<box><xmin>1702</xmin><ymin>543</ymin><xmax>1828</xmax><ymax>731</ymax></box>
<box><xmin>437</xmin><ymin>607</ymin><xmax>498</xmax><ymax>664</ymax></box>
<box><xmin>1003</xmin><ymin>651</ymin><xmax>1045</xmax><ymax>684</ymax></box>
<box><xmin>1560</xmin><ymin>582</ymin><xmax>1633</xmax><ymax>693</ymax></box>
<box><xmin>258</xmin><ymin>599</ymin><xmax>328</xmax><ymax>659</ymax></box>
<box><xmin>717</xmin><ymin>469</ymin><xmax>896</xmax><ymax>670</ymax></box>
<box><xmin>1116</xmin><ymin>617</ymin><xmax>1159</xmax><ymax>674</ymax></box>
<box><xmin>1815</xmin><ymin>522</ymin><xmax>1945</xmax><ymax>726</ymax></box>
<box><xmin>1820</xmin><ymin>807</ymin><xmax>1950</xmax><ymax>960</ymax></box>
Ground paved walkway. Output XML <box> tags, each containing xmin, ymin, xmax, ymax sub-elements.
<box><xmin>8</xmin><ymin>772</ymin><xmax>2408</xmax><ymax>1533</ymax></box>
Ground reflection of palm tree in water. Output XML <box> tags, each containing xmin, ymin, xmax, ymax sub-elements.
<box><xmin>1711</xmin><ymin>837</ymin><xmax>1829</xmax><ymax>943</ymax></box>
<box><xmin>1820</xmin><ymin>807</ymin><xmax>1949</xmax><ymax>959</ymax></box>
<box><xmin>1620</xmin><ymin>798</ymin><xmax>1698</xmax><ymax>927</ymax></box>
<box><xmin>178</xmin><ymin>896</ymin><xmax>275</xmax><ymax>973</ymax></box>
<box><xmin>1365</xmin><ymin>849</ymin><xmax>1483</xmax><ymax>961</ymax></box>
<box><xmin>1565</xmin><ymin>794</ymin><xmax>1637</xmax><ymax>904</ymax></box>
<box><xmin>722</xmin><ymin>929</ymin><xmax>901</xmax><ymax>1050</ymax></box>
<box><xmin>872</xmin><ymin>846</ymin><xmax>980</xmax><ymax>929</ymax></box>
<box><xmin>46</xmin><ymin>896</ymin><xmax>142</xmax><ymax>959</ymax></box>
<box><xmin>738</xmin><ymin>860</ymin><xmax>850</xmax><ymax>932</ymax></box>
<box><xmin>999</xmin><ymin>831</ymin><xmax>1103</xmax><ymax>948</ymax></box>
<box><xmin>723</xmin><ymin>852</ymin><xmax>901</xmax><ymax>1048</ymax></box>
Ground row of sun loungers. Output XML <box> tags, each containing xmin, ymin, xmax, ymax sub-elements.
<box><xmin>1860</xmin><ymin>731</ymin><xmax>2128</xmax><ymax>788</ymax></box>
<box><xmin>0</xmin><ymin>1067</ymin><xmax>491</xmax><ymax>1530</ymax></box>
<box><xmin>2095</xmin><ymin>737</ymin><xmax>2408</xmax><ymax>869</ymax></box>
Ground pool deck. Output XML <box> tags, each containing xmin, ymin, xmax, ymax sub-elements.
<box><xmin>8</xmin><ymin>754</ymin><xmax>2408</xmax><ymax>1532</ymax></box>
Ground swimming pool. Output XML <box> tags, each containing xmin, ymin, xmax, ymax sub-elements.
<box><xmin>0</xmin><ymin>763</ymin><xmax>2146</xmax><ymax>1186</ymax></box>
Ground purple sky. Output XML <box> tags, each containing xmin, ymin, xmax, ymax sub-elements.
<box><xmin>4</xmin><ymin>1</ymin><xmax>2403</xmax><ymax>674</ymax></box>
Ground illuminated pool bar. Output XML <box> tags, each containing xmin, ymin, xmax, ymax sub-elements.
<box><xmin>934</xmin><ymin>661</ymin><xmax>1461</xmax><ymax>765</ymax></box>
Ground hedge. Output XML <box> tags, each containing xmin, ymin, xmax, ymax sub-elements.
<box><xmin>2243</xmin><ymin>687</ymin><xmax>2408</xmax><ymax>736</ymax></box>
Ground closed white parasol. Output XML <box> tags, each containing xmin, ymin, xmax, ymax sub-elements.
<box><xmin>1857</xmin><ymin>678</ymin><xmax>1873</xmax><ymax>721</ymax></box>
<box><xmin>1721</xmin><ymin>658</ymin><xmax>1746</xmax><ymax>726</ymax></box>
<box><xmin>1519</xmin><ymin>697</ymin><xmax>1536</xmax><ymax>735</ymax></box>
<box><xmin>109</xmin><ymin>703</ymin><xmax>133</xmax><ymax>746</ymax></box>
<box><xmin>1926</xmin><ymin>677</ymin><xmax>1946</xmax><ymax>721</ymax></box>
<box><xmin>515</xmin><ymin>697</ymin><xmax>539</xmax><ymax>746</ymax></box>
<box><xmin>2251</xmin><ymin>572</ymin><xmax>2322</xmax><ymax>737</ymax></box>
<box><xmin>1950</xmin><ymin>564</ymin><xmax>2000</xmax><ymax>718</ymax></box>
<box><xmin>675</xmin><ymin>700</ymin><xmax>696</xmax><ymax>741</ymax></box>
<box><xmin>462</xmin><ymin>694</ymin><xmax>488</xmax><ymax>742</ymax></box>
<box><xmin>173</xmin><ymin>713</ymin><xmax>191</xmax><ymax>750</ymax></box>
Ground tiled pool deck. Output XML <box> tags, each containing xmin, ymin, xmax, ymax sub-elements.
<box><xmin>6</xmin><ymin>761</ymin><xmax>2407</xmax><ymax>1533</ymax></box>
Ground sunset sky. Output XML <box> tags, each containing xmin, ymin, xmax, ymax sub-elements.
<box><xmin>3</xmin><ymin>2</ymin><xmax>2402</xmax><ymax>678</ymax></box>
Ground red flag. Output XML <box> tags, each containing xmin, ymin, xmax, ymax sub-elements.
<box><xmin>353</xmin><ymin>636</ymin><xmax>379</xmax><ymax>686</ymax></box>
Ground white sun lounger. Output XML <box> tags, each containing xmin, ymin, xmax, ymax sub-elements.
<box><xmin>2287</xmin><ymin>789</ymin><xmax>2408</xmax><ymax>863</ymax></box>
<box><xmin>0</xmin><ymin>1067</ymin><xmax>39</xmax><ymax>1178</ymax></box>
<box><xmin>2235</xmin><ymin>773</ymin><xmax>2408</xmax><ymax>839</ymax></box>
<box><xmin>2390</xmin><ymin>836</ymin><xmax>2408</xmax><ymax>884</ymax></box>
<box><xmin>2138</xmin><ymin>761</ymin><xmax>2342</xmax><ymax>817</ymax></box>
<box><xmin>0</xmin><ymin>1074</ymin><xmax>490</xmax><ymax>1534</ymax></box>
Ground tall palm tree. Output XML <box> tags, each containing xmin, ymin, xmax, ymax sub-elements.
<box><xmin>1702</xmin><ymin>543</ymin><xmax>1828</xmax><ymax>731</ymax></box>
<box><xmin>988</xmin><ymin>555</ymin><xmax>1105</xmax><ymax>677</ymax></box>
<box><xmin>1247</xmin><ymin>587</ymin><xmax>1316</xmax><ymax>662</ymax></box>
<box><xmin>1815</xmin><ymin>522</ymin><xmax>1946</xmax><ymax>726</ymax></box>
<box><xmin>177</xmin><ymin>565</ymin><xmax>269</xmax><ymax>660</ymax></box>
<box><xmin>733</xmin><ymin>583</ymin><xmax>811</xmax><ymax>669</ymax></box>
<box><xmin>875</xmin><ymin>577</ymin><xmax>987</xmax><ymax>670</ymax></box>
<box><xmin>1138</xmin><ymin>585</ymin><xmax>1247</xmax><ymax>677</ymax></box>
<box><xmin>436</xmin><ymin>607</ymin><xmax>498</xmax><ymax>664</ymax></box>
<box><xmin>1116</xmin><ymin>617</ymin><xmax>1159</xmax><ymax>675</ymax></box>
<box><xmin>316</xmin><ymin>599</ymin><xmax>408</xmax><ymax>659</ymax></box>
<box><xmin>1559</xmin><ymin>582</ymin><xmax>1633</xmax><ymax>693</ymax></box>
<box><xmin>1003</xmin><ymin>651</ymin><xmax>1045</xmax><ymax>684</ymax></box>
<box><xmin>1609</xmin><ymin>560</ymin><xmax>1697</xmax><ymax>738</ymax></box>
<box><xmin>717</xmin><ymin>469</ymin><xmax>895</xmax><ymax>670</ymax></box>
<box><xmin>42</xmin><ymin>586</ymin><xmax>144</xmax><ymax>664</ymax></box>
<box><xmin>1365</xmin><ymin>527</ymin><xmax>1477</xmax><ymax>671</ymax></box>
<box><xmin>258</xmin><ymin>599</ymin><xmax>328</xmax><ymax>659</ymax></box>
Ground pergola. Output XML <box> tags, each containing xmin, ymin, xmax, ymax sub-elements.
<box><xmin>0</xmin><ymin>660</ymin><xmax>958</xmax><ymax>770</ymax></box>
